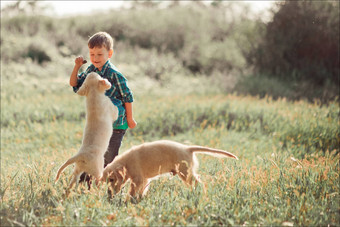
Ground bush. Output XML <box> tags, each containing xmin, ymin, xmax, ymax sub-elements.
<box><xmin>64</xmin><ymin>3</ymin><xmax>251</xmax><ymax>75</ymax></box>
<box><xmin>182</xmin><ymin>39</ymin><xmax>246</xmax><ymax>75</ymax></box>
<box><xmin>24</xmin><ymin>43</ymin><xmax>51</xmax><ymax>64</ymax></box>
<box><xmin>234</xmin><ymin>74</ymin><xmax>294</xmax><ymax>100</ymax></box>
<box><xmin>247</xmin><ymin>1</ymin><xmax>339</xmax><ymax>85</ymax></box>
<box><xmin>1</xmin><ymin>33</ymin><xmax>54</xmax><ymax>64</ymax></box>
<box><xmin>1</xmin><ymin>15</ymin><xmax>56</xmax><ymax>36</ymax></box>
<box><xmin>1</xmin><ymin>2</ymin><xmax>256</xmax><ymax>77</ymax></box>
<box><xmin>234</xmin><ymin>73</ymin><xmax>339</xmax><ymax>103</ymax></box>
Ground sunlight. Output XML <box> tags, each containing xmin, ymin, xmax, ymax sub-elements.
<box><xmin>47</xmin><ymin>1</ymin><xmax>125</xmax><ymax>16</ymax></box>
<box><xmin>1</xmin><ymin>0</ymin><xmax>275</xmax><ymax>17</ymax></box>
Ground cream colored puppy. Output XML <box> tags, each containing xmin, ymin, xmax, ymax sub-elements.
<box><xmin>55</xmin><ymin>72</ymin><xmax>118</xmax><ymax>193</ymax></box>
<box><xmin>101</xmin><ymin>140</ymin><xmax>238</xmax><ymax>200</ymax></box>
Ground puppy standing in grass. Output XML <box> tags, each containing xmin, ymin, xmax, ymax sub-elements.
<box><xmin>101</xmin><ymin>140</ymin><xmax>238</xmax><ymax>200</ymax></box>
<box><xmin>55</xmin><ymin>73</ymin><xmax>118</xmax><ymax>193</ymax></box>
<box><xmin>69</xmin><ymin>32</ymin><xmax>137</xmax><ymax>188</ymax></box>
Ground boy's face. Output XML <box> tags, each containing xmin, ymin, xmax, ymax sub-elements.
<box><xmin>89</xmin><ymin>46</ymin><xmax>113</xmax><ymax>71</ymax></box>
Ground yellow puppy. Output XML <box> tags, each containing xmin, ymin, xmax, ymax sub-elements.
<box><xmin>55</xmin><ymin>72</ymin><xmax>118</xmax><ymax>194</ymax></box>
<box><xmin>101</xmin><ymin>140</ymin><xmax>238</xmax><ymax>200</ymax></box>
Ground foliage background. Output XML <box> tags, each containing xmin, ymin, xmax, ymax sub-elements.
<box><xmin>1</xmin><ymin>1</ymin><xmax>339</xmax><ymax>226</ymax></box>
<box><xmin>1</xmin><ymin>0</ymin><xmax>338</xmax><ymax>101</ymax></box>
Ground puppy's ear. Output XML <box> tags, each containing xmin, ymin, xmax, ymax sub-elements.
<box><xmin>117</xmin><ymin>166</ymin><xmax>127</xmax><ymax>181</ymax></box>
<box><xmin>98</xmin><ymin>79</ymin><xmax>111</xmax><ymax>92</ymax></box>
<box><xmin>77</xmin><ymin>84</ymin><xmax>88</xmax><ymax>96</ymax></box>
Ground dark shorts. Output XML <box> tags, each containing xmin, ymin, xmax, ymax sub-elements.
<box><xmin>104</xmin><ymin>129</ymin><xmax>126</xmax><ymax>167</ymax></box>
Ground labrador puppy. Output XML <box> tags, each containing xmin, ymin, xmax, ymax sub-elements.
<box><xmin>55</xmin><ymin>72</ymin><xmax>118</xmax><ymax>194</ymax></box>
<box><xmin>101</xmin><ymin>140</ymin><xmax>238</xmax><ymax>200</ymax></box>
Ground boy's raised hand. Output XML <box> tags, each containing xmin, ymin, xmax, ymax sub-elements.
<box><xmin>70</xmin><ymin>56</ymin><xmax>86</xmax><ymax>87</ymax></box>
<box><xmin>75</xmin><ymin>56</ymin><xmax>86</xmax><ymax>67</ymax></box>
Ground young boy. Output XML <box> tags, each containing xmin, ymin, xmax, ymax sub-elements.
<box><xmin>69</xmin><ymin>31</ymin><xmax>137</xmax><ymax>186</ymax></box>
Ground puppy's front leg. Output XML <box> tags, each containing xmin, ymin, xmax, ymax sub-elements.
<box><xmin>93</xmin><ymin>177</ymin><xmax>104</xmax><ymax>189</ymax></box>
<box><xmin>142</xmin><ymin>180</ymin><xmax>151</xmax><ymax>197</ymax></box>
<box><xmin>127</xmin><ymin>177</ymin><xmax>146</xmax><ymax>202</ymax></box>
<box><xmin>108</xmin><ymin>180</ymin><xmax>123</xmax><ymax>198</ymax></box>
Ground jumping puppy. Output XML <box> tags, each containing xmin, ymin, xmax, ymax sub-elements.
<box><xmin>101</xmin><ymin>140</ymin><xmax>238</xmax><ymax>200</ymax></box>
<box><xmin>55</xmin><ymin>72</ymin><xmax>118</xmax><ymax>193</ymax></box>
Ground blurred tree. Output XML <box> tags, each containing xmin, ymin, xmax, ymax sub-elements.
<box><xmin>1</xmin><ymin>0</ymin><xmax>51</xmax><ymax>17</ymax></box>
<box><xmin>247</xmin><ymin>1</ymin><xmax>339</xmax><ymax>85</ymax></box>
<box><xmin>130</xmin><ymin>0</ymin><xmax>160</xmax><ymax>9</ymax></box>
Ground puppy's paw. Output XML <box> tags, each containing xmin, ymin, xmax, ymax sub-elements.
<box><xmin>125</xmin><ymin>194</ymin><xmax>141</xmax><ymax>204</ymax></box>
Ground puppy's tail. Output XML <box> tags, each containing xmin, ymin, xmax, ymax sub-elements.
<box><xmin>187</xmin><ymin>146</ymin><xmax>238</xmax><ymax>160</ymax></box>
<box><xmin>55</xmin><ymin>153</ymin><xmax>84</xmax><ymax>182</ymax></box>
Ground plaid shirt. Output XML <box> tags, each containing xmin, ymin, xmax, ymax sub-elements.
<box><xmin>73</xmin><ymin>60</ymin><xmax>134</xmax><ymax>129</ymax></box>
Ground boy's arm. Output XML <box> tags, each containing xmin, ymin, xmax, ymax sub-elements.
<box><xmin>110</xmin><ymin>70</ymin><xmax>136</xmax><ymax>128</ymax></box>
<box><xmin>124</xmin><ymin>102</ymin><xmax>137</xmax><ymax>129</ymax></box>
<box><xmin>70</xmin><ymin>56</ymin><xmax>85</xmax><ymax>87</ymax></box>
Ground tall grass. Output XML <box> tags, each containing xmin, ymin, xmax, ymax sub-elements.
<box><xmin>1</xmin><ymin>59</ymin><xmax>339</xmax><ymax>225</ymax></box>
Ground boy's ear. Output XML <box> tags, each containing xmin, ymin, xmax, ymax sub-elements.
<box><xmin>77</xmin><ymin>84</ymin><xmax>88</xmax><ymax>96</ymax></box>
<box><xmin>109</xmin><ymin>49</ymin><xmax>113</xmax><ymax>58</ymax></box>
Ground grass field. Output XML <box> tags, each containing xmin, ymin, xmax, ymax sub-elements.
<box><xmin>1</xmin><ymin>59</ymin><xmax>339</xmax><ymax>226</ymax></box>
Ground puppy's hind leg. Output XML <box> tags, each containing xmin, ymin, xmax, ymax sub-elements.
<box><xmin>55</xmin><ymin>153</ymin><xmax>84</xmax><ymax>182</ymax></box>
<box><xmin>179</xmin><ymin>160</ymin><xmax>206</xmax><ymax>193</ymax></box>
<box><xmin>65</xmin><ymin>169</ymin><xmax>82</xmax><ymax>196</ymax></box>
<box><xmin>192</xmin><ymin>171</ymin><xmax>206</xmax><ymax>194</ymax></box>
<box><xmin>191</xmin><ymin>157</ymin><xmax>206</xmax><ymax>193</ymax></box>
<box><xmin>177</xmin><ymin>160</ymin><xmax>196</xmax><ymax>187</ymax></box>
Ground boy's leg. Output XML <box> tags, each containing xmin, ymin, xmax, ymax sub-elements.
<box><xmin>104</xmin><ymin>129</ymin><xmax>126</xmax><ymax>167</ymax></box>
<box><xmin>104</xmin><ymin>129</ymin><xmax>126</xmax><ymax>198</ymax></box>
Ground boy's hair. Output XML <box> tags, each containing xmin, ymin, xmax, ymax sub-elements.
<box><xmin>88</xmin><ymin>32</ymin><xmax>114</xmax><ymax>50</ymax></box>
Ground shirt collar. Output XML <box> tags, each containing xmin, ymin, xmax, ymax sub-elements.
<box><xmin>94</xmin><ymin>60</ymin><xmax>110</xmax><ymax>75</ymax></box>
